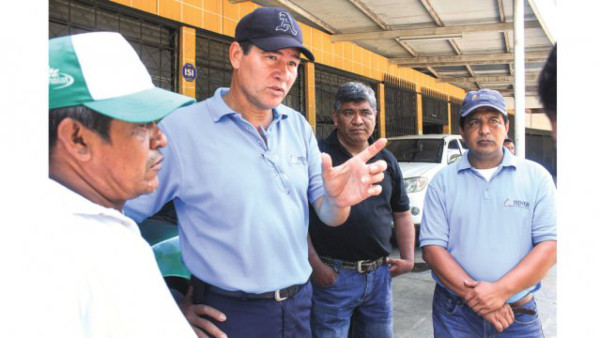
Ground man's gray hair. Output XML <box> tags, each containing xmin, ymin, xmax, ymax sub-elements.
<box><xmin>333</xmin><ymin>82</ymin><xmax>377</xmax><ymax>112</ymax></box>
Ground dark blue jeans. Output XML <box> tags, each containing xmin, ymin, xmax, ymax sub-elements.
<box><xmin>432</xmin><ymin>285</ymin><xmax>544</xmax><ymax>338</ymax></box>
<box><xmin>310</xmin><ymin>262</ymin><xmax>393</xmax><ymax>338</ymax></box>
<box><xmin>200</xmin><ymin>282</ymin><xmax>312</xmax><ymax>338</ymax></box>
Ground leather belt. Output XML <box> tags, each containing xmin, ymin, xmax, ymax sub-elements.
<box><xmin>509</xmin><ymin>293</ymin><xmax>533</xmax><ymax>307</ymax></box>
<box><xmin>320</xmin><ymin>256</ymin><xmax>386</xmax><ymax>273</ymax></box>
<box><xmin>509</xmin><ymin>294</ymin><xmax>536</xmax><ymax>315</ymax></box>
<box><xmin>190</xmin><ymin>275</ymin><xmax>305</xmax><ymax>302</ymax></box>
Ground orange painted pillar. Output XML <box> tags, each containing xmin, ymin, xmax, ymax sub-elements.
<box><xmin>416</xmin><ymin>85</ymin><xmax>423</xmax><ymax>135</ymax></box>
<box><xmin>304</xmin><ymin>61</ymin><xmax>317</xmax><ymax>132</ymax></box>
<box><xmin>179</xmin><ymin>26</ymin><xmax>196</xmax><ymax>98</ymax></box>
<box><xmin>443</xmin><ymin>97</ymin><xmax>451</xmax><ymax>134</ymax></box>
<box><xmin>377</xmin><ymin>83</ymin><xmax>386</xmax><ymax>138</ymax></box>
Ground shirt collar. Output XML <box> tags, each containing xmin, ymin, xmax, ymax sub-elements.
<box><xmin>207</xmin><ymin>87</ymin><xmax>289</xmax><ymax>122</ymax></box>
<box><xmin>47</xmin><ymin>179</ymin><xmax>140</xmax><ymax>233</ymax></box>
<box><xmin>457</xmin><ymin>148</ymin><xmax>518</xmax><ymax>172</ymax></box>
<box><xmin>324</xmin><ymin>129</ymin><xmax>377</xmax><ymax>157</ymax></box>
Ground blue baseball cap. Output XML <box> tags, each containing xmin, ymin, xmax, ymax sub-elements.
<box><xmin>235</xmin><ymin>7</ymin><xmax>315</xmax><ymax>61</ymax></box>
<box><xmin>460</xmin><ymin>89</ymin><xmax>507</xmax><ymax>117</ymax></box>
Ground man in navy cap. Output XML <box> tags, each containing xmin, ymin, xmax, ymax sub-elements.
<box><xmin>419</xmin><ymin>89</ymin><xmax>557</xmax><ymax>337</ymax></box>
<box><xmin>125</xmin><ymin>7</ymin><xmax>388</xmax><ymax>338</ymax></box>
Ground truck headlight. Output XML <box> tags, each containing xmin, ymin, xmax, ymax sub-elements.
<box><xmin>404</xmin><ymin>177</ymin><xmax>428</xmax><ymax>193</ymax></box>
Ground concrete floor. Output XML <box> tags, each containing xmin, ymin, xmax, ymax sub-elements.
<box><xmin>391</xmin><ymin>248</ymin><xmax>557</xmax><ymax>337</ymax></box>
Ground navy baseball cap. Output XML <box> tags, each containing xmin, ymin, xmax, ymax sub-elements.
<box><xmin>460</xmin><ymin>89</ymin><xmax>507</xmax><ymax>117</ymax></box>
<box><xmin>235</xmin><ymin>7</ymin><xmax>315</xmax><ymax>61</ymax></box>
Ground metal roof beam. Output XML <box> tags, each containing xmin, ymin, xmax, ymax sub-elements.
<box><xmin>345</xmin><ymin>0</ymin><xmax>423</xmax><ymax>61</ymax></box>
<box><xmin>497</xmin><ymin>90</ymin><xmax>539</xmax><ymax>97</ymax></box>
<box><xmin>497</xmin><ymin>0</ymin><xmax>514</xmax><ymax>75</ymax></box>
<box><xmin>527</xmin><ymin>0</ymin><xmax>556</xmax><ymax>44</ymax></box>
<box><xmin>390</xmin><ymin>50</ymin><xmax>550</xmax><ymax>66</ymax></box>
<box><xmin>346</xmin><ymin>0</ymin><xmax>389</xmax><ymax>30</ymax></box>
<box><xmin>331</xmin><ymin>20</ymin><xmax>540</xmax><ymax>42</ymax></box>
<box><xmin>420</xmin><ymin>0</ymin><xmax>444</xmax><ymax>26</ymax></box>
<box><xmin>437</xmin><ymin>74</ymin><xmax>538</xmax><ymax>84</ymax></box>
<box><xmin>272</xmin><ymin>0</ymin><xmax>337</xmax><ymax>34</ymax></box>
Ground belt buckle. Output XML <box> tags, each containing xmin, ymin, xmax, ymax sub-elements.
<box><xmin>274</xmin><ymin>289</ymin><xmax>288</xmax><ymax>302</ymax></box>
<box><xmin>357</xmin><ymin>260</ymin><xmax>367</xmax><ymax>273</ymax></box>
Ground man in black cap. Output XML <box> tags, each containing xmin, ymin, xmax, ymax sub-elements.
<box><xmin>125</xmin><ymin>7</ymin><xmax>388</xmax><ymax>338</ymax></box>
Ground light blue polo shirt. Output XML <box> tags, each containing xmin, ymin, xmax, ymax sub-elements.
<box><xmin>125</xmin><ymin>88</ymin><xmax>324</xmax><ymax>293</ymax></box>
<box><xmin>420</xmin><ymin>150</ymin><xmax>556</xmax><ymax>303</ymax></box>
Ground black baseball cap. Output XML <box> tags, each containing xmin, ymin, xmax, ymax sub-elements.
<box><xmin>235</xmin><ymin>7</ymin><xmax>315</xmax><ymax>61</ymax></box>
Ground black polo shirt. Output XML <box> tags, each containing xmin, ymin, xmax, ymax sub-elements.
<box><xmin>309</xmin><ymin>130</ymin><xmax>410</xmax><ymax>261</ymax></box>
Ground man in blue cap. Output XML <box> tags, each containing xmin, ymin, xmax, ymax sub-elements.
<box><xmin>42</xmin><ymin>32</ymin><xmax>196</xmax><ymax>337</ymax></box>
<box><xmin>125</xmin><ymin>7</ymin><xmax>388</xmax><ymax>338</ymax></box>
<box><xmin>420</xmin><ymin>89</ymin><xmax>557</xmax><ymax>337</ymax></box>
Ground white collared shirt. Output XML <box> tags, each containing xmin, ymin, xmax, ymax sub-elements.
<box><xmin>6</xmin><ymin>179</ymin><xmax>195</xmax><ymax>337</ymax></box>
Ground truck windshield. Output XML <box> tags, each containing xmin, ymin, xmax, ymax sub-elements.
<box><xmin>386</xmin><ymin>139</ymin><xmax>444</xmax><ymax>163</ymax></box>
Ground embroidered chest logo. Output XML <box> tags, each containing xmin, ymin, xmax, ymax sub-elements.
<box><xmin>504</xmin><ymin>198</ymin><xmax>530</xmax><ymax>209</ymax></box>
<box><xmin>289</xmin><ymin>154</ymin><xmax>307</xmax><ymax>165</ymax></box>
<box><xmin>275</xmin><ymin>12</ymin><xmax>297</xmax><ymax>35</ymax></box>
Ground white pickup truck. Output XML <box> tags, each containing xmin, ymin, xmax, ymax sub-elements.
<box><xmin>385</xmin><ymin>134</ymin><xmax>466</xmax><ymax>232</ymax></box>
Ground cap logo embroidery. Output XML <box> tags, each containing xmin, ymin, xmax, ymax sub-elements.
<box><xmin>275</xmin><ymin>12</ymin><xmax>297</xmax><ymax>36</ymax></box>
<box><xmin>49</xmin><ymin>67</ymin><xmax>74</xmax><ymax>90</ymax></box>
<box><xmin>478</xmin><ymin>93</ymin><xmax>496</xmax><ymax>101</ymax></box>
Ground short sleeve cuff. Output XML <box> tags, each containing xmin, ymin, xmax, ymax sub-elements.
<box><xmin>308</xmin><ymin>186</ymin><xmax>326</xmax><ymax>205</ymax></box>
<box><xmin>392</xmin><ymin>205</ymin><xmax>410</xmax><ymax>213</ymax></box>
<box><xmin>533</xmin><ymin>235</ymin><xmax>557</xmax><ymax>244</ymax></box>
<box><xmin>419</xmin><ymin>239</ymin><xmax>448</xmax><ymax>249</ymax></box>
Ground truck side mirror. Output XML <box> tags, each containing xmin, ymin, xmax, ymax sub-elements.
<box><xmin>449</xmin><ymin>154</ymin><xmax>462</xmax><ymax>164</ymax></box>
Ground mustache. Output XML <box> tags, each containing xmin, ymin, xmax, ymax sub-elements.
<box><xmin>147</xmin><ymin>150</ymin><xmax>163</xmax><ymax>168</ymax></box>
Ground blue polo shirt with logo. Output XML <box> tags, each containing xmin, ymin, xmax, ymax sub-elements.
<box><xmin>125</xmin><ymin>88</ymin><xmax>324</xmax><ymax>294</ymax></box>
<box><xmin>419</xmin><ymin>149</ymin><xmax>556</xmax><ymax>303</ymax></box>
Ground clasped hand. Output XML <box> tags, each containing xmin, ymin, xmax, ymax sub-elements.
<box><xmin>464</xmin><ymin>280</ymin><xmax>513</xmax><ymax>332</ymax></box>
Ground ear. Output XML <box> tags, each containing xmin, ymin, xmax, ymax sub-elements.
<box><xmin>229</xmin><ymin>41</ymin><xmax>244</xmax><ymax>70</ymax></box>
<box><xmin>332</xmin><ymin>110</ymin><xmax>338</xmax><ymax>127</ymax></box>
<box><xmin>55</xmin><ymin>118</ymin><xmax>93</xmax><ymax>162</ymax></box>
<box><xmin>504</xmin><ymin>118</ymin><xmax>510</xmax><ymax>135</ymax></box>
<box><xmin>459</xmin><ymin>126</ymin><xmax>465</xmax><ymax>139</ymax></box>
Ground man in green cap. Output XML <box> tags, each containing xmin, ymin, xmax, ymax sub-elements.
<box><xmin>33</xmin><ymin>31</ymin><xmax>196</xmax><ymax>337</ymax></box>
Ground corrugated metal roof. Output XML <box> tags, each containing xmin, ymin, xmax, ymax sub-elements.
<box><xmin>248</xmin><ymin>0</ymin><xmax>555</xmax><ymax>107</ymax></box>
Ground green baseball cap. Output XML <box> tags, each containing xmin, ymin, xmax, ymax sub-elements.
<box><xmin>49</xmin><ymin>31</ymin><xmax>195</xmax><ymax>122</ymax></box>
